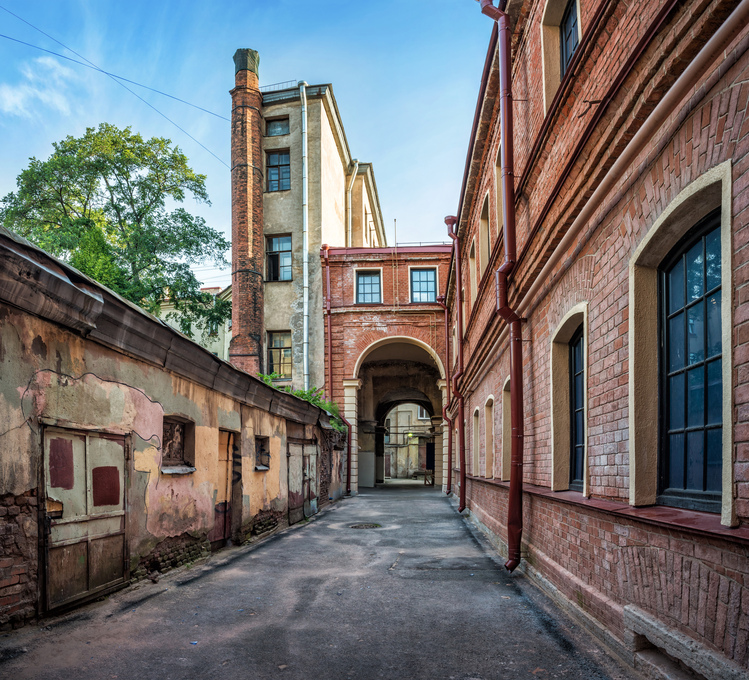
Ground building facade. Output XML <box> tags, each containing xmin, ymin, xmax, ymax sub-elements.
<box><xmin>229</xmin><ymin>49</ymin><xmax>385</xmax><ymax>394</ymax></box>
<box><xmin>445</xmin><ymin>0</ymin><xmax>749</xmax><ymax>676</ymax></box>
<box><xmin>0</xmin><ymin>228</ymin><xmax>340</xmax><ymax>629</ymax></box>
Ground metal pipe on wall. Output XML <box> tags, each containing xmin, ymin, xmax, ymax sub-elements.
<box><xmin>478</xmin><ymin>0</ymin><xmax>525</xmax><ymax>573</ymax></box>
<box><xmin>446</xmin><ymin>215</ymin><xmax>466</xmax><ymax>512</ymax></box>
<box><xmin>436</xmin><ymin>294</ymin><xmax>453</xmax><ymax>495</ymax></box>
<box><xmin>299</xmin><ymin>81</ymin><xmax>311</xmax><ymax>391</ymax></box>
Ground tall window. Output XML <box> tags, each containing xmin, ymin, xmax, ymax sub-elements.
<box><xmin>569</xmin><ymin>327</ymin><xmax>585</xmax><ymax>492</ymax></box>
<box><xmin>356</xmin><ymin>271</ymin><xmax>381</xmax><ymax>304</ymax></box>
<box><xmin>411</xmin><ymin>269</ymin><xmax>436</xmax><ymax>302</ymax></box>
<box><xmin>266</xmin><ymin>236</ymin><xmax>292</xmax><ymax>281</ymax></box>
<box><xmin>659</xmin><ymin>212</ymin><xmax>722</xmax><ymax>512</ymax></box>
<box><xmin>473</xmin><ymin>410</ymin><xmax>480</xmax><ymax>476</ymax></box>
<box><xmin>268</xmin><ymin>331</ymin><xmax>292</xmax><ymax>379</ymax></box>
<box><xmin>267</xmin><ymin>151</ymin><xmax>290</xmax><ymax>192</ymax></box>
<box><xmin>560</xmin><ymin>0</ymin><xmax>579</xmax><ymax>75</ymax></box>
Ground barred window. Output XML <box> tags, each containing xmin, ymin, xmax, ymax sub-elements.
<box><xmin>356</xmin><ymin>271</ymin><xmax>381</xmax><ymax>304</ymax></box>
<box><xmin>268</xmin><ymin>331</ymin><xmax>292</xmax><ymax>379</ymax></box>
<box><xmin>410</xmin><ymin>269</ymin><xmax>437</xmax><ymax>302</ymax></box>
<box><xmin>267</xmin><ymin>151</ymin><xmax>290</xmax><ymax>192</ymax></box>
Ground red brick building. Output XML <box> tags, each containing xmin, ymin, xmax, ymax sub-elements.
<box><xmin>321</xmin><ymin>245</ymin><xmax>451</xmax><ymax>491</ymax></box>
<box><xmin>446</xmin><ymin>0</ymin><xmax>749</xmax><ymax>675</ymax></box>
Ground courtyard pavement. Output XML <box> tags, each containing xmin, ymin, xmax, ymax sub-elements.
<box><xmin>0</xmin><ymin>482</ymin><xmax>640</xmax><ymax>679</ymax></box>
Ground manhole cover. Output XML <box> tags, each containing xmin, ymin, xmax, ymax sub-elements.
<box><xmin>350</xmin><ymin>523</ymin><xmax>381</xmax><ymax>529</ymax></box>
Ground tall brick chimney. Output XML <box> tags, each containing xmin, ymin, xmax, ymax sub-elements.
<box><xmin>229</xmin><ymin>49</ymin><xmax>264</xmax><ymax>375</ymax></box>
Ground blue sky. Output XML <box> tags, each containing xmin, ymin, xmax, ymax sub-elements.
<box><xmin>0</xmin><ymin>0</ymin><xmax>492</xmax><ymax>288</ymax></box>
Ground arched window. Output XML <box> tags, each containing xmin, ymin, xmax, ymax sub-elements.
<box><xmin>473</xmin><ymin>409</ymin><xmax>480</xmax><ymax>475</ymax></box>
<box><xmin>480</xmin><ymin>197</ymin><xmax>490</xmax><ymax>277</ymax></box>
<box><xmin>485</xmin><ymin>397</ymin><xmax>495</xmax><ymax>478</ymax></box>
<box><xmin>658</xmin><ymin>210</ymin><xmax>722</xmax><ymax>512</ymax></box>
<box><xmin>569</xmin><ymin>326</ymin><xmax>585</xmax><ymax>492</ymax></box>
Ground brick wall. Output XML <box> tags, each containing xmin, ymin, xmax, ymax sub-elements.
<box><xmin>0</xmin><ymin>491</ymin><xmax>38</xmax><ymax>629</ymax></box>
<box><xmin>449</xmin><ymin>0</ymin><xmax>749</xmax><ymax>671</ymax></box>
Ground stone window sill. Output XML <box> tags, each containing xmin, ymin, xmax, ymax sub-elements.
<box><xmin>255</xmin><ymin>465</ymin><xmax>270</xmax><ymax>472</ymax></box>
<box><xmin>161</xmin><ymin>465</ymin><xmax>196</xmax><ymax>475</ymax></box>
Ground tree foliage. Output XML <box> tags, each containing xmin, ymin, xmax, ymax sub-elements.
<box><xmin>258</xmin><ymin>373</ymin><xmax>348</xmax><ymax>433</ymax></box>
<box><xmin>0</xmin><ymin>123</ymin><xmax>230</xmax><ymax>338</ymax></box>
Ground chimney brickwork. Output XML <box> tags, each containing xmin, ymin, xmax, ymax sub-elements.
<box><xmin>229</xmin><ymin>49</ymin><xmax>264</xmax><ymax>375</ymax></box>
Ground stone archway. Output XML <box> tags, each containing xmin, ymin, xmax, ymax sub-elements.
<box><xmin>347</xmin><ymin>338</ymin><xmax>447</xmax><ymax>490</ymax></box>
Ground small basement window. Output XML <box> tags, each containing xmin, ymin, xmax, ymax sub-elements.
<box><xmin>255</xmin><ymin>436</ymin><xmax>270</xmax><ymax>471</ymax></box>
<box><xmin>162</xmin><ymin>417</ymin><xmax>196</xmax><ymax>472</ymax></box>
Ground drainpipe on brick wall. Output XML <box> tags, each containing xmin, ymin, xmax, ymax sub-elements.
<box><xmin>347</xmin><ymin>159</ymin><xmax>360</xmax><ymax>247</ymax></box>
<box><xmin>436</xmin><ymin>294</ymin><xmax>453</xmax><ymax>496</ymax></box>
<box><xmin>299</xmin><ymin>81</ymin><xmax>311</xmax><ymax>391</ymax></box>
<box><xmin>323</xmin><ymin>244</ymin><xmax>353</xmax><ymax>496</ymax></box>
<box><xmin>446</xmin><ymin>215</ymin><xmax>466</xmax><ymax>512</ymax></box>
<box><xmin>478</xmin><ymin>0</ymin><xmax>525</xmax><ymax>573</ymax></box>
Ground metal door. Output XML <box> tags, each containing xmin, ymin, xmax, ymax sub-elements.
<box><xmin>288</xmin><ymin>442</ymin><xmax>304</xmax><ymax>525</ymax></box>
<box><xmin>303</xmin><ymin>443</ymin><xmax>318</xmax><ymax>518</ymax></box>
<box><xmin>43</xmin><ymin>429</ymin><xmax>128</xmax><ymax>611</ymax></box>
<box><xmin>208</xmin><ymin>431</ymin><xmax>234</xmax><ymax>548</ymax></box>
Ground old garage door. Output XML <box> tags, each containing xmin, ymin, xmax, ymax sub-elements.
<box><xmin>43</xmin><ymin>428</ymin><xmax>128</xmax><ymax>611</ymax></box>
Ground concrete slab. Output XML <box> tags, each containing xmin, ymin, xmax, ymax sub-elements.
<box><xmin>0</xmin><ymin>485</ymin><xmax>642</xmax><ymax>679</ymax></box>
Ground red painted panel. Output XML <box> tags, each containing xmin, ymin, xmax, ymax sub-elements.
<box><xmin>92</xmin><ymin>466</ymin><xmax>120</xmax><ymax>506</ymax></box>
<box><xmin>49</xmin><ymin>438</ymin><xmax>74</xmax><ymax>490</ymax></box>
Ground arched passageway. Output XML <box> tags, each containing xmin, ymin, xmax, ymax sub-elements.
<box><xmin>348</xmin><ymin>338</ymin><xmax>447</xmax><ymax>488</ymax></box>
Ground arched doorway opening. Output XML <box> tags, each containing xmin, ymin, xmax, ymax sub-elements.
<box><xmin>347</xmin><ymin>338</ymin><xmax>446</xmax><ymax>490</ymax></box>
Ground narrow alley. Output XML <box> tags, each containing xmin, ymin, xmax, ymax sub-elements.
<box><xmin>1</xmin><ymin>485</ymin><xmax>637</xmax><ymax>680</ymax></box>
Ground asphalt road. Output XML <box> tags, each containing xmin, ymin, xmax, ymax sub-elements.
<box><xmin>0</xmin><ymin>482</ymin><xmax>639</xmax><ymax>679</ymax></box>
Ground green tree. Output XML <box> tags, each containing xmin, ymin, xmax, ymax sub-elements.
<box><xmin>0</xmin><ymin>123</ymin><xmax>230</xmax><ymax>339</ymax></box>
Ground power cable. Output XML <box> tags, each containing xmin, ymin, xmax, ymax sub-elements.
<box><xmin>0</xmin><ymin>33</ymin><xmax>229</xmax><ymax>121</ymax></box>
<box><xmin>0</xmin><ymin>5</ymin><xmax>230</xmax><ymax>168</ymax></box>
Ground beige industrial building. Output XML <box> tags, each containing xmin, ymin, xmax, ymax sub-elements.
<box><xmin>228</xmin><ymin>54</ymin><xmax>386</xmax><ymax>393</ymax></box>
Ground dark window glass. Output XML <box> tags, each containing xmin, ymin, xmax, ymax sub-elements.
<box><xmin>569</xmin><ymin>326</ymin><xmax>585</xmax><ymax>492</ymax></box>
<box><xmin>267</xmin><ymin>236</ymin><xmax>292</xmax><ymax>281</ymax></box>
<box><xmin>560</xmin><ymin>0</ymin><xmax>579</xmax><ymax>76</ymax></box>
<box><xmin>659</xmin><ymin>211</ymin><xmax>721</xmax><ymax>512</ymax></box>
<box><xmin>411</xmin><ymin>269</ymin><xmax>437</xmax><ymax>302</ymax></box>
<box><xmin>267</xmin><ymin>118</ymin><xmax>289</xmax><ymax>136</ymax></box>
<box><xmin>356</xmin><ymin>272</ymin><xmax>381</xmax><ymax>304</ymax></box>
<box><xmin>267</xmin><ymin>151</ymin><xmax>290</xmax><ymax>192</ymax></box>
<box><xmin>268</xmin><ymin>331</ymin><xmax>292</xmax><ymax>379</ymax></box>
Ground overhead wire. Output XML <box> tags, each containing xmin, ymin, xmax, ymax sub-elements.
<box><xmin>0</xmin><ymin>4</ymin><xmax>230</xmax><ymax>168</ymax></box>
<box><xmin>0</xmin><ymin>33</ymin><xmax>229</xmax><ymax>121</ymax></box>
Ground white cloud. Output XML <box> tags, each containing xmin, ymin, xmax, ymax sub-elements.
<box><xmin>0</xmin><ymin>56</ymin><xmax>77</xmax><ymax>117</ymax></box>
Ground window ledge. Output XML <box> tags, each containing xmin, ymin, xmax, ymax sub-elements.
<box><xmin>161</xmin><ymin>465</ymin><xmax>196</xmax><ymax>475</ymax></box>
<box><xmin>466</xmin><ymin>476</ymin><xmax>749</xmax><ymax>545</ymax></box>
<box><xmin>265</xmin><ymin>189</ymin><xmax>291</xmax><ymax>194</ymax></box>
<box><xmin>254</xmin><ymin>465</ymin><xmax>270</xmax><ymax>472</ymax></box>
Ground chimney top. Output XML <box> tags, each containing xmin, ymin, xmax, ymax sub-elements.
<box><xmin>233</xmin><ymin>49</ymin><xmax>259</xmax><ymax>76</ymax></box>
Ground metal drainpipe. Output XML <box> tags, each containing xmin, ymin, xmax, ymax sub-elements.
<box><xmin>478</xmin><ymin>0</ymin><xmax>525</xmax><ymax>573</ymax></box>
<box><xmin>446</xmin><ymin>215</ymin><xmax>466</xmax><ymax>512</ymax></box>
<box><xmin>436</xmin><ymin>294</ymin><xmax>453</xmax><ymax>496</ymax></box>
<box><xmin>347</xmin><ymin>159</ymin><xmax>360</xmax><ymax>246</ymax></box>
<box><xmin>299</xmin><ymin>81</ymin><xmax>310</xmax><ymax>391</ymax></box>
<box><xmin>323</xmin><ymin>244</ymin><xmax>352</xmax><ymax>496</ymax></box>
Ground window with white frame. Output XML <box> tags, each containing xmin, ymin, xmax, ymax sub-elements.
<box><xmin>411</xmin><ymin>269</ymin><xmax>437</xmax><ymax>303</ymax></box>
<box><xmin>356</xmin><ymin>271</ymin><xmax>381</xmax><ymax>304</ymax></box>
